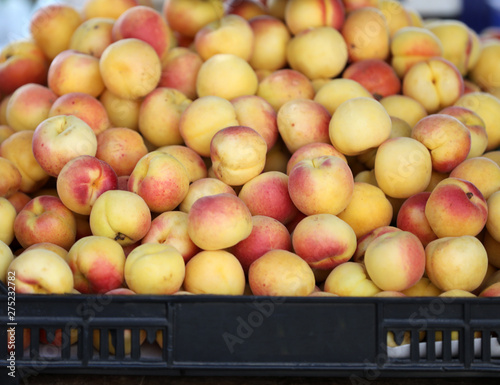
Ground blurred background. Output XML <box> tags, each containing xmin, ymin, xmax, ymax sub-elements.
<box><xmin>0</xmin><ymin>0</ymin><xmax>498</xmax><ymax>50</ymax></box>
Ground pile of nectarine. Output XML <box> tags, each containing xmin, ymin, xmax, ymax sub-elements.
<box><xmin>2</xmin><ymin>0</ymin><xmax>500</xmax><ymax>320</ymax></box>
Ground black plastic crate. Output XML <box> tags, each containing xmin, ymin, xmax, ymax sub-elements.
<box><xmin>1</xmin><ymin>290</ymin><xmax>500</xmax><ymax>383</ymax></box>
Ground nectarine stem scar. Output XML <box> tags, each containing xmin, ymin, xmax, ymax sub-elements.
<box><xmin>114</xmin><ymin>232</ymin><xmax>129</xmax><ymax>242</ymax></box>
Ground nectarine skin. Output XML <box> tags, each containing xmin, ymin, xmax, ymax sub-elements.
<box><xmin>480</xmin><ymin>281</ymin><xmax>500</xmax><ymax>297</ymax></box>
<box><xmin>0</xmin><ymin>41</ymin><xmax>49</xmax><ymax>95</ymax></box>
<box><xmin>231</xmin><ymin>215</ymin><xmax>292</xmax><ymax>272</ymax></box>
<box><xmin>342</xmin><ymin>59</ymin><xmax>401</xmax><ymax>100</ymax></box>
<box><xmin>364</xmin><ymin>231</ymin><xmax>426</xmax><ymax>292</ymax></box>
<box><xmin>397</xmin><ymin>192</ymin><xmax>438</xmax><ymax>247</ymax></box>
<box><xmin>238</xmin><ymin>171</ymin><xmax>299</xmax><ymax>225</ymax></box>
<box><xmin>425</xmin><ymin>177</ymin><xmax>488</xmax><ymax>238</ymax></box>
<box><xmin>57</xmin><ymin>155</ymin><xmax>118</xmax><ymax>215</ymax></box>
<box><xmin>248</xmin><ymin>249</ymin><xmax>316</xmax><ymax>297</ymax></box>
<box><xmin>13</xmin><ymin>195</ymin><xmax>77</xmax><ymax>250</ymax></box>
<box><xmin>67</xmin><ymin>235</ymin><xmax>126</xmax><ymax>294</ymax></box>
<box><xmin>426</xmin><ymin>235</ymin><xmax>488</xmax><ymax>292</ymax></box>
<box><xmin>288</xmin><ymin>156</ymin><xmax>354</xmax><ymax>216</ymax></box>
<box><xmin>292</xmin><ymin>214</ymin><xmax>356</xmax><ymax>270</ymax></box>
<box><xmin>187</xmin><ymin>193</ymin><xmax>253</xmax><ymax>251</ymax></box>
<box><xmin>284</xmin><ymin>0</ymin><xmax>345</xmax><ymax>35</ymax></box>
<box><xmin>112</xmin><ymin>5</ymin><xmax>171</xmax><ymax>62</ymax></box>
<box><xmin>127</xmin><ymin>151</ymin><xmax>190</xmax><ymax>213</ymax></box>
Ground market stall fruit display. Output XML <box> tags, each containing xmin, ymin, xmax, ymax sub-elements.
<box><xmin>1</xmin><ymin>0</ymin><xmax>500</xmax><ymax>381</ymax></box>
